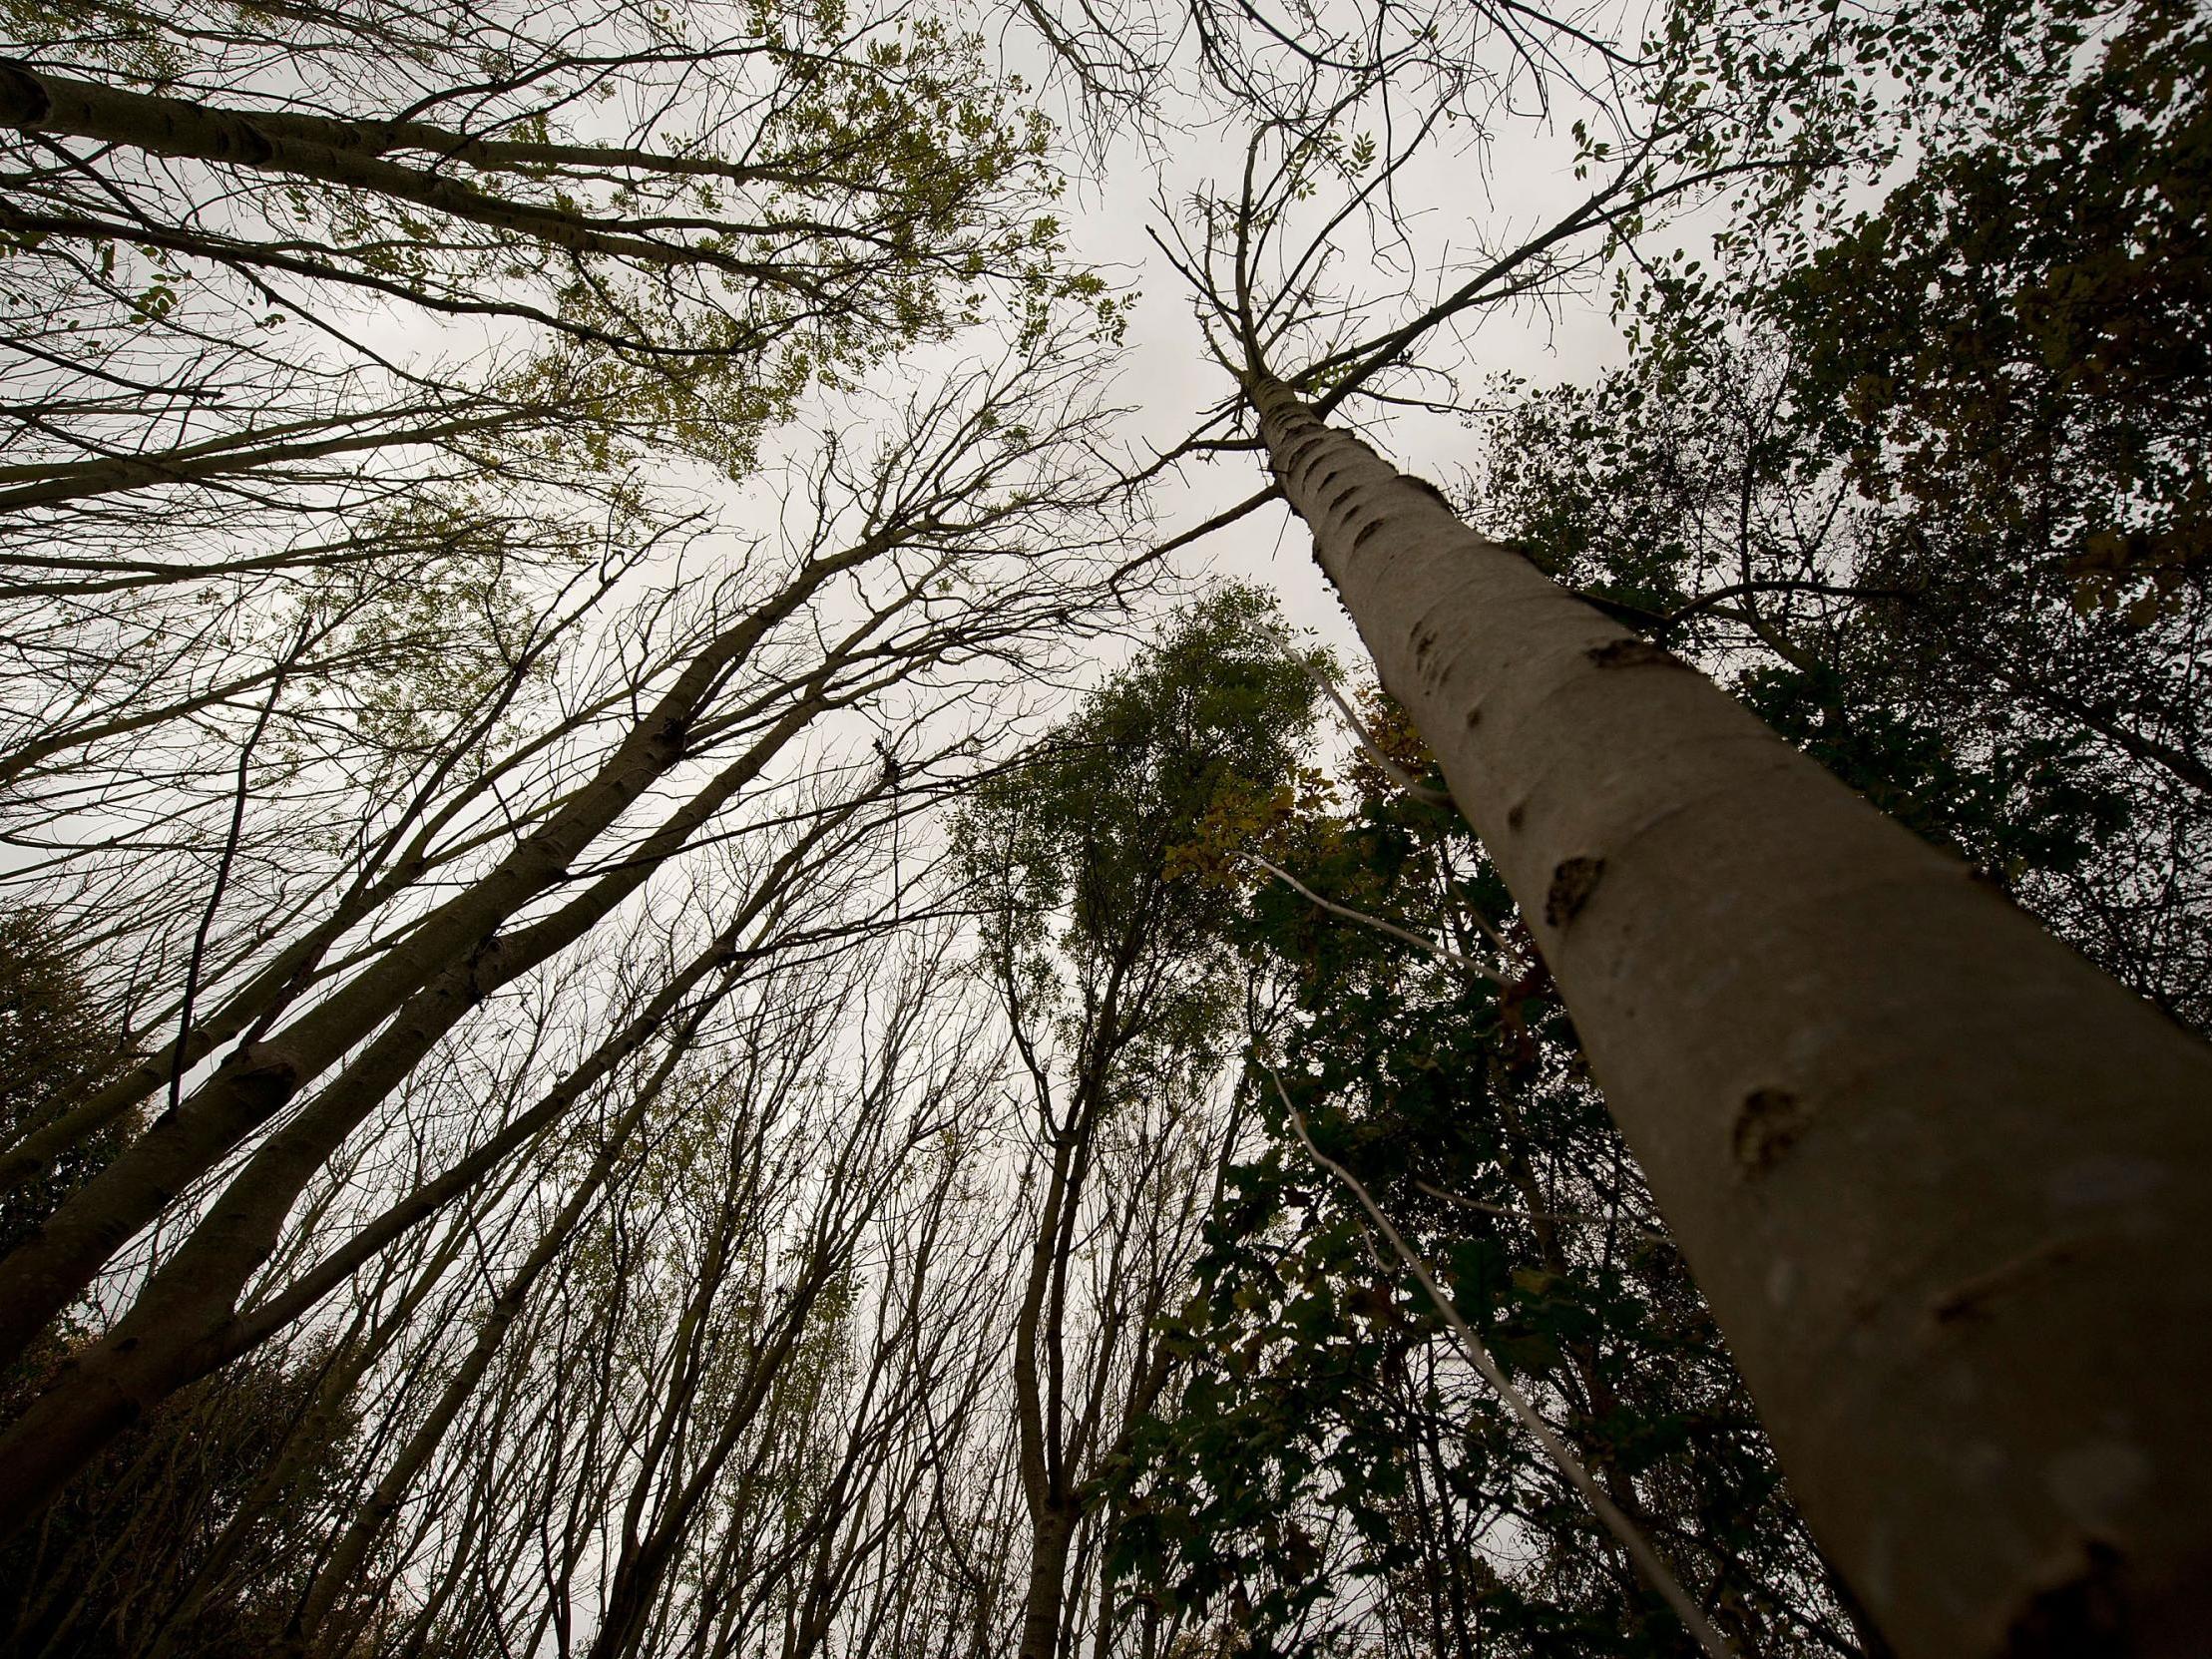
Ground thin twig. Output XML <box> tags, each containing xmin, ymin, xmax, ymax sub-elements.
<box><xmin>1240</xmin><ymin>853</ymin><xmax>1511</xmax><ymax>986</ymax></box>
<box><xmin>1111</xmin><ymin>484</ymin><xmax>1282</xmax><ymax>596</ymax></box>
<box><xmin>1412</xmin><ymin>1180</ymin><xmax>1671</xmax><ymax>1247</ymax></box>
<box><xmin>1296</xmin><ymin>659</ymin><xmax>1452</xmax><ymax>808</ymax></box>
<box><xmin>168</xmin><ymin>626</ymin><xmax>303</xmax><ymax>1114</ymax></box>
<box><xmin>1259</xmin><ymin>1051</ymin><xmax>1739</xmax><ymax>1659</ymax></box>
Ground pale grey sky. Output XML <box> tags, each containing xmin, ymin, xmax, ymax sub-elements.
<box><xmin>1059</xmin><ymin>67</ymin><xmax>1647</xmax><ymax>666</ymax></box>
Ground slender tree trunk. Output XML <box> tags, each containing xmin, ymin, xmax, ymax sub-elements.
<box><xmin>0</xmin><ymin>534</ymin><xmax>879</xmax><ymax>1372</ymax></box>
<box><xmin>1017</xmin><ymin>1507</ymin><xmax>1077</xmax><ymax>1659</ymax></box>
<box><xmin>0</xmin><ymin>702</ymin><xmax>856</xmax><ymax>1524</ymax></box>
<box><xmin>0</xmin><ymin>408</ymin><xmax>527</xmax><ymax>515</ymax></box>
<box><xmin>1244</xmin><ymin>371</ymin><xmax>2212</xmax><ymax>1659</ymax></box>
<box><xmin>0</xmin><ymin>56</ymin><xmax>777</xmax><ymax>184</ymax></box>
<box><xmin>291</xmin><ymin>956</ymin><xmax>768</xmax><ymax>1650</ymax></box>
<box><xmin>1012</xmin><ymin>1128</ymin><xmax>1079</xmax><ymax>1659</ymax></box>
<box><xmin>582</xmin><ymin>1254</ymin><xmax>847</xmax><ymax>1659</ymax></box>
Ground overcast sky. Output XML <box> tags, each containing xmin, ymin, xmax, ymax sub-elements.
<box><xmin>1044</xmin><ymin>31</ymin><xmax>1650</xmax><ymax>668</ymax></box>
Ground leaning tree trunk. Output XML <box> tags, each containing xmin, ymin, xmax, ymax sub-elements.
<box><xmin>1245</xmin><ymin>372</ymin><xmax>2212</xmax><ymax>1659</ymax></box>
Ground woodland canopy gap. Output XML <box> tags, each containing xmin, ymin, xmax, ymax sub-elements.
<box><xmin>0</xmin><ymin>1</ymin><xmax>2205</xmax><ymax>1657</ymax></box>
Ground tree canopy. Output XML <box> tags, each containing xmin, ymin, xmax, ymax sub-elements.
<box><xmin>0</xmin><ymin>0</ymin><xmax>2205</xmax><ymax>1655</ymax></box>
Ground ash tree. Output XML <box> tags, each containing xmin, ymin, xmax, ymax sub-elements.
<box><xmin>0</xmin><ymin>0</ymin><xmax>2207</xmax><ymax>1653</ymax></box>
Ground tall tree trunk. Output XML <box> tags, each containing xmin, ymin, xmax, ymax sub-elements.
<box><xmin>0</xmin><ymin>60</ymin><xmax>765</xmax><ymax>275</ymax></box>
<box><xmin>1244</xmin><ymin>371</ymin><xmax>2212</xmax><ymax>1659</ymax></box>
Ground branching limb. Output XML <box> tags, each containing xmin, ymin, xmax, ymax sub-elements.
<box><xmin>1258</xmin><ymin>1050</ymin><xmax>1739</xmax><ymax>1659</ymax></box>
<box><xmin>1239</xmin><ymin>852</ymin><xmax>1511</xmax><ymax>986</ymax></box>
<box><xmin>1295</xmin><ymin>658</ymin><xmax>1453</xmax><ymax>808</ymax></box>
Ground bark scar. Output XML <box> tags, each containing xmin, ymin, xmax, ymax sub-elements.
<box><xmin>1587</xmin><ymin>638</ymin><xmax>1687</xmax><ymax>670</ymax></box>
<box><xmin>0</xmin><ymin>63</ymin><xmax>54</xmax><ymax>125</ymax></box>
<box><xmin>1929</xmin><ymin>1234</ymin><xmax>2090</xmax><ymax>1327</ymax></box>
<box><xmin>1732</xmin><ymin>1087</ymin><xmax>1809</xmax><ymax>1174</ymax></box>
<box><xmin>232</xmin><ymin>1046</ymin><xmax>302</xmax><ymax>1093</ymax></box>
<box><xmin>1544</xmin><ymin>857</ymin><xmax>1603</xmax><ymax>927</ymax></box>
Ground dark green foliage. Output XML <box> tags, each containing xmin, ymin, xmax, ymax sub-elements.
<box><xmin>958</xmin><ymin>583</ymin><xmax>1324</xmax><ymax>1078</ymax></box>
<box><xmin>1735</xmin><ymin>663</ymin><xmax>2133</xmax><ymax>888</ymax></box>
<box><xmin>1773</xmin><ymin>0</ymin><xmax>2211</xmax><ymax>614</ymax></box>
<box><xmin>1110</xmin><ymin>714</ymin><xmax>1864</xmax><ymax>1658</ymax></box>
<box><xmin>955</xmin><ymin>586</ymin><xmax>1327</xmax><ymax>1659</ymax></box>
<box><xmin>0</xmin><ymin>910</ymin><xmax>133</xmax><ymax>1263</ymax></box>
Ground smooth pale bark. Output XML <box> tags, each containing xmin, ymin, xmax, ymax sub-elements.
<box><xmin>1246</xmin><ymin>373</ymin><xmax>2212</xmax><ymax>1659</ymax></box>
